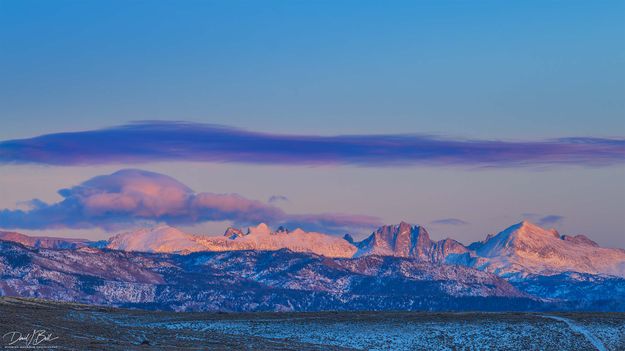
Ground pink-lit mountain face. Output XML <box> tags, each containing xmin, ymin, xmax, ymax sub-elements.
<box><xmin>2</xmin><ymin>221</ymin><xmax>624</xmax><ymax>280</ymax></box>
<box><xmin>353</xmin><ymin>221</ymin><xmax>469</xmax><ymax>262</ymax></box>
<box><xmin>466</xmin><ymin>221</ymin><xmax>625</xmax><ymax>279</ymax></box>
<box><xmin>106</xmin><ymin>223</ymin><xmax>357</xmax><ymax>257</ymax></box>
<box><xmin>1</xmin><ymin>221</ymin><xmax>625</xmax><ymax>311</ymax></box>
<box><xmin>0</xmin><ymin>231</ymin><xmax>91</xmax><ymax>249</ymax></box>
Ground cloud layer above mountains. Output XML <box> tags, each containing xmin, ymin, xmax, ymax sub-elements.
<box><xmin>0</xmin><ymin>169</ymin><xmax>380</xmax><ymax>233</ymax></box>
<box><xmin>1</xmin><ymin>121</ymin><xmax>623</xmax><ymax>167</ymax></box>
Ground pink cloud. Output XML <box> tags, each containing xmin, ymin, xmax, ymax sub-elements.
<box><xmin>0</xmin><ymin>169</ymin><xmax>380</xmax><ymax>234</ymax></box>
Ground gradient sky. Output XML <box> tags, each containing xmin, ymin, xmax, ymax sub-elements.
<box><xmin>1</xmin><ymin>0</ymin><xmax>624</xmax><ymax>246</ymax></box>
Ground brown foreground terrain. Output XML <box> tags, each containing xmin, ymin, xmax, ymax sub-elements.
<box><xmin>0</xmin><ymin>297</ymin><xmax>623</xmax><ymax>350</ymax></box>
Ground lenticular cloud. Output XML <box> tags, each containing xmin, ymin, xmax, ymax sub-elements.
<box><xmin>0</xmin><ymin>169</ymin><xmax>380</xmax><ymax>233</ymax></box>
<box><xmin>1</xmin><ymin>121</ymin><xmax>623</xmax><ymax>167</ymax></box>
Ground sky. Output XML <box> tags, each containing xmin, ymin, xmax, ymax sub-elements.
<box><xmin>0</xmin><ymin>0</ymin><xmax>624</xmax><ymax>247</ymax></box>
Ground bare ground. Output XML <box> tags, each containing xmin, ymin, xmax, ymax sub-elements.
<box><xmin>0</xmin><ymin>297</ymin><xmax>623</xmax><ymax>350</ymax></box>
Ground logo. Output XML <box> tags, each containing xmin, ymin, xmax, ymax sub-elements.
<box><xmin>2</xmin><ymin>330</ymin><xmax>59</xmax><ymax>349</ymax></box>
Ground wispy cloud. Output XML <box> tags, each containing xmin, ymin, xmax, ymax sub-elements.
<box><xmin>1</xmin><ymin>121</ymin><xmax>623</xmax><ymax>167</ymax></box>
<box><xmin>268</xmin><ymin>195</ymin><xmax>289</xmax><ymax>204</ymax></box>
<box><xmin>522</xmin><ymin>213</ymin><xmax>564</xmax><ymax>227</ymax></box>
<box><xmin>537</xmin><ymin>215</ymin><xmax>564</xmax><ymax>227</ymax></box>
<box><xmin>430</xmin><ymin>218</ymin><xmax>469</xmax><ymax>226</ymax></box>
<box><xmin>0</xmin><ymin>169</ymin><xmax>380</xmax><ymax>234</ymax></box>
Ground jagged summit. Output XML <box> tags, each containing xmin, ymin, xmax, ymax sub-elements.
<box><xmin>104</xmin><ymin>223</ymin><xmax>357</xmax><ymax>258</ymax></box>
<box><xmin>469</xmin><ymin>221</ymin><xmax>625</xmax><ymax>278</ymax></box>
<box><xmin>224</xmin><ymin>227</ymin><xmax>245</xmax><ymax>239</ymax></box>
<box><xmin>353</xmin><ymin>221</ymin><xmax>468</xmax><ymax>262</ymax></box>
<box><xmin>354</xmin><ymin>221</ymin><xmax>432</xmax><ymax>258</ymax></box>
<box><xmin>2</xmin><ymin>220</ymin><xmax>624</xmax><ymax>279</ymax></box>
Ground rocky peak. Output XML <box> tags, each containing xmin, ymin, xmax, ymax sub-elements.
<box><xmin>343</xmin><ymin>233</ymin><xmax>355</xmax><ymax>244</ymax></box>
<box><xmin>477</xmin><ymin>221</ymin><xmax>557</xmax><ymax>252</ymax></box>
<box><xmin>354</xmin><ymin>222</ymin><xmax>435</xmax><ymax>260</ymax></box>
<box><xmin>466</xmin><ymin>221</ymin><xmax>625</xmax><ymax>278</ymax></box>
<box><xmin>276</xmin><ymin>226</ymin><xmax>289</xmax><ymax>234</ymax></box>
<box><xmin>224</xmin><ymin>227</ymin><xmax>244</xmax><ymax>240</ymax></box>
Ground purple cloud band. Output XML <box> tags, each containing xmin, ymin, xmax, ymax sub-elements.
<box><xmin>1</xmin><ymin>121</ymin><xmax>624</xmax><ymax>167</ymax></box>
<box><xmin>0</xmin><ymin>169</ymin><xmax>380</xmax><ymax>234</ymax></box>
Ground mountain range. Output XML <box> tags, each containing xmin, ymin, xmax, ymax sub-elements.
<box><xmin>1</xmin><ymin>221</ymin><xmax>624</xmax><ymax>311</ymax></box>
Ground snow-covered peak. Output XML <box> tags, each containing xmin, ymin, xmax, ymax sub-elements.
<box><xmin>195</xmin><ymin>224</ymin><xmax>357</xmax><ymax>257</ymax></box>
<box><xmin>4</xmin><ymin>219</ymin><xmax>624</xmax><ymax>280</ymax></box>
<box><xmin>102</xmin><ymin>223</ymin><xmax>357</xmax><ymax>257</ymax></box>
<box><xmin>473</xmin><ymin>221</ymin><xmax>556</xmax><ymax>258</ymax></box>
<box><xmin>247</xmin><ymin>223</ymin><xmax>271</xmax><ymax>236</ymax></box>
<box><xmin>469</xmin><ymin>221</ymin><xmax>625</xmax><ymax>278</ymax></box>
<box><xmin>561</xmin><ymin>234</ymin><xmax>599</xmax><ymax>247</ymax></box>
<box><xmin>508</xmin><ymin>220</ymin><xmax>556</xmax><ymax>237</ymax></box>
<box><xmin>106</xmin><ymin>225</ymin><xmax>206</xmax><ymax>253</ymax></box>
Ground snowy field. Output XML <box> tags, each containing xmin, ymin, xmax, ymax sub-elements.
<box><xmin>1</xmin><ymin>297</ymin><xmax>623</xmax><ymax>350</ymax></box>
<box><xmin>147</xmin><ymin>312</ymin><xmax>623</xmax><ymax>350</ymax></box>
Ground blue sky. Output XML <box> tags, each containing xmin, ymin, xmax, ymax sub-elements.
<box><xmin>0</xmin><ymin>0</ymin><xmax>624</xmax><ymax>246</ymax></box>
